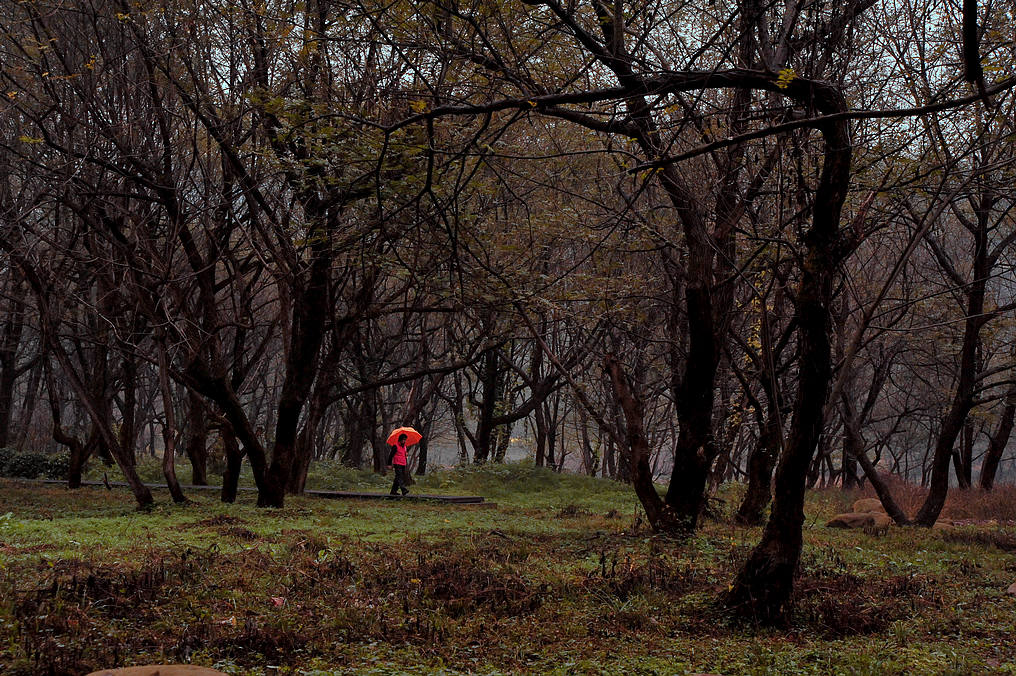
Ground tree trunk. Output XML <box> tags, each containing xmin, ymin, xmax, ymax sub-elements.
<box><xmin>362</xmin><ymin>390</ymin><xmax>385</xmax><ymax>472</ymax></box>
<box><xmin>288</xmin><ymin>387</ymin><xmax>328</xmax><ymax>494</ymax></box>
<box><xmin>46</xmin><ymin>358</ymin><xmax>87</xmax><ymax>487</ymax></box>
<box><xmin>415</xmin><ymin>417</ymin><xmax>433</xmax><ymax>475</ymax></box>
<box><xmin>841</xmin><ymin>397</ymin><xmax>867</xmax><ymax>491</ymax></box>
<box><xmin>118</xmin><ymin>357</ymin><xmax>139</xmax><ymax>468</ymax></box>
<box><xmin>51</xmin><ymin>321</ymin><xmax>154</xmax><ymax>506</ymax></box>
<box><xmin>14</xmin><ymin>355</ymin><xmax>43</xmax><ymax>452</ymax></box>
<box><xmin>0</xmin><ymin>277</ymin><xmax>26</xmax><ymax>449</ymax></box>
<box><xmin>473</xmin><ymin>346</ymin><xmax>499</xmax><ymax>464</ymax></box>
<box><xmin>806</xmin><ymin>431</ymin><xmax>833</xmax><ymax>488</ymax></box>
<box><xmin>604</xmin><ymin>353</ymin><xmax>680</xmax><ymax>532</ymax></box>
<box><xmin>952</xmin><ymin>420</ymin><xmax>974</xmax><ymax>489</ymax></box>
<box><xmin>980</xmin><ymin>385</ymin><xmax>1015</xmax><ymax>490</ymax></box>
<box><xmin>613</xmin><ymin>402</ymin><xmax>631</xmax><ymax>482</ymax></box>
<box><xmin>841</xmin><ymin>444</ymin><xmax>860</xmax><ymax>489</ymax></box>
<box><xmin>261</xmin><ymin>393</ymin><xmax>306</xmax><ymax>507</ymax></box>
<box><xmin>663</xmin><ymin>277</ymin><xmax>719</xmax><ymax>532</ymax></box>
<box><xmin>182</xmin><ymin>357</ymin><xmax>268</xmax><ymax>486</ymax></box>
<box><xmin>157</xmin><ymin>338</ymin><xmax>186</xmax><ymax>503</ymax></box>
<box><xmin>493</xmin><ymin>419</ymin><xmax>513</xmax><ymax>463</ymax></box>
<box><xmin>64</xmin><ymin>434</ymin><xmax>88</xmax><ymax>488</ymax></box>
<box><xmin>844</xmin><ymin>431</ymin><xmax>911</xmax><ymax>524</ymax></box>
<box><xmin>289</xmin><ymin>338</ymin><xmax>344</xmax><ymax>493</ymax></box>
<box><xmin>342</xmin><ymin>397</ymin><xmax>367</xmax><ymax>468</ymax></box>
<box><xmin>726</xmin><ymin>83</ymin><xmax>851</xmax><ymax>622</ymax></box>
<box><xmin>735</xmin><ymin>414</ymin><xmax>781</xmax><ymax>525</ymax></box>
<box><xmin>604</xmin><ymin>428</ymin><xmax>616</xmax><ymax>479</ymax></box>
<box><xmin>546</xmin><ymin>395</ymin><xmax>560</xmax><ymax>470</ymax></box>
<box><xmin>534</xmin><ymin>403</ymin><xmax>548</xmax><ymax>467</ymax></box>
<box><xmin>579</xmin><ymin>408</ymin><xmax>599</xmax><ymax>476</ymax></box>
<box><xmin>727</xmin><ymin>259</ymin><xmax>833</xmax><ymax>621</ymax></box>
<box><xmin>185</xmin><ymin>391</ymin><xmax>209</xmax><ymax>486</ymax></box>
<box><xmin>451</xmin><ymin>373</ymin><xmax>471</xmax><ymax>464</ymax></box>
<box><xmin>220</xmin><ymin>423</ymin><xmax>243</xmax><ymax>504</ymax></box>
<box><xmin>913</xmin><ymin>303</ymin><xmax>986</xmax><ymax>524</ymax></box>
<box><xmin>255</xmin><ymin>191</ymin><xmax>334</xmax><ymax>507</ymax></box>
<box><xmin>288</xmin><ymin>423</ymin><xmax>316</xmax><ymax>494</ymax></box>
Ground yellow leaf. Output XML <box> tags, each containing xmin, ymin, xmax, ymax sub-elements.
<box><xmin>776</xmin><ymin>67</ymin><xmax>796</xmax><ymax>90</ymax></box>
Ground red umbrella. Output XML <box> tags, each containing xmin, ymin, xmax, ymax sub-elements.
<box><xmin>386</xmin><ymin>426</ymin><xmax>422</xmax><ymax>446</ymax></box>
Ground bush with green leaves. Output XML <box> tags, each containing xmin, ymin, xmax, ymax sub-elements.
<box><xmin>42</xmin><ymin>452</ymin><xmax>71</xmax><ymax>480</ymax></box>
<box><xmin>0</xmin><ymin>447</ymin><xmax>70</xmax><ymax>480</ymax></box>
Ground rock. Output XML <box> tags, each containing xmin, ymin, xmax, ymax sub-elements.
<box><xmin>826</xmin><ymin>512</ymin><xmax>876</xmax><ymax>529</ymax></box>
<box><xmin>863</xmin><ymin>512</ymin><xmax>892</xmax><ymax>535</ymax></box>
<box><xmin>932</xmin><ymin>521</ymin><xmax>954</xmax><ymax>531</ymax></box>
<box><xmin>852</xmin><ymin>498</ymin><xmax>887</xmax><ymax>514</ymax></box>
<box><xmin>827</xmin><ymin>511</ymin><xmax>894</xmax><ymax>533</ymax></box>
<box><xmin>1007</xmin><ymin>581</ymin><xmax>1016</xmax><ymax>596</ymax></box>
<box><xmin>86</xmin><ymin>667</ymin><xmax>228</xmax><ymax>676</ymax></box>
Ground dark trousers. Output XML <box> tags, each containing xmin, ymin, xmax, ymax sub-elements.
<box><xmin>390</xmin><ymin>464</ymin><xmax>409</xmax><ymax>495</ymax></box>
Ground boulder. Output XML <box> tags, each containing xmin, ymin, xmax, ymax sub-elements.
<box><xmin>1007</xmin><ymin>581</ymin><xmax>1016</xmax><ymax>597</ymax></box>
<box><xmin>826</xmin><ymin>512</ymin><xmax>876</xmax><ymax>529</ymax></box>
<box><xmin>932</xmin><ymin>521</ymin><xmax>954</xmax><ymax>531</ymax></box>
<box><xmin>852</xmin><ymin>498</ymin><xmax>887</xmax><ymax>514</ymax></box>
<box><xmin>863</xmin><ymin>512</ymin><xmax>892</xmax><ymax>535</ymax></box>
<box><xmin>86</xmin><ymin>667</ymin><xmax>228</xmax><ymax>676</ymax></box>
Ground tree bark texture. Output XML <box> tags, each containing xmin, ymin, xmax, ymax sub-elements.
<box><xmin>980</xmin><ymin>385</ymin><xmax>1015</xmax><ymax>490</ymax></box>
<box><xmin>913</xmin><ymin>223</ymin><xmax>989</xmax><ymax>525</ymax></box>
<box><xmin>157</xmin><ymin>338</ymin><xmax>186</xmax><ymax>503</ymax></box>
<box><xmin>0</xmin><ymin>276</ymin><xmax>27</xmax><ymax>449</ymax></box>
<box><xmin>220</xmin><ymin>423</ymin><xmax>243</xmax><ymax>504</ymax></box>
<box><xmin>735</xmin><ymin>413</ymin><xmax>781</xmax><ymax>525</ymax></box>
<box><xmin>604</xmin><ymin>353</ymin><xmax>680</xmax><ymax>532</ymax></box>
<box><xmin>185</xmin><ymin>391</ymin><xmax>209</xmax><ymax>486</ymax></box>
<box><xmin>472</xmin><ymin>345</ymin><xmax>500</xmax><ymax>464</ymax></box>
<box><xmin>726</xmin><ymin>81</ymin><xmax>851</xmax><ymax>623</ymax></box>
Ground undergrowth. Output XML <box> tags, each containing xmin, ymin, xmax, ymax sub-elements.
<box><xmin>1</xmin><ymin>463</ymin><xmax>1015</xmax><ymax>675</ymax></box>
<box><xmin>836</xmin><ymin>473</ymin><xmax>1016</xmax><ymax>523</ymax></box>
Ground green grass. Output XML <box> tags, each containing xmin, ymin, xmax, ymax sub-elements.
<box><xmin>84</xmin><ymin>455</ymin><xmax>636</xmax><ymax>512</ymax></box>
<box><xmin>1</xmin><ymin>463</ymin><xmax>1015</xmax><ymax>675</ymax></box>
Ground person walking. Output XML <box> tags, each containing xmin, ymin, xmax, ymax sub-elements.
<box><xmin>388</xmin><ymin>433</ymin><xmax>411</xmax><ymax>496</ymax></box>
<box><xmin>386</xmin><ymin>426</ymin><xmax>421</xmax><ymax>497</ymax></box>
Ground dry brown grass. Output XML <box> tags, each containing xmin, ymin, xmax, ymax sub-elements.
<box><xmin>849</xmin><ymin>472</ymin><xmax>929</xmax><ymax>520</ymax></box>
<box><xmin>942</xmin><ymin>484</ymin><xmax>1016</xmax><ymax>522</ymax></box>
<box><xmin>793</xmin><ymin>571</ymin><xmax>942</xmax><ymax>637</ymax></box>
<box><xmin>852</xmin><ymin>475</ymin><xmax>1016</xmax><ymax>523</ymax></box>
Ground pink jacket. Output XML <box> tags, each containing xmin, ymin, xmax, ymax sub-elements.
<box><xmin>390</xmin><ymin>442</ymin><xmax>408</xmax><ymax>466</ymax></box>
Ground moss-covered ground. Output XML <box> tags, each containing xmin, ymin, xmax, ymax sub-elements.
<box><xmin>1</xmin><ymin>462</ymin><xmax>1014</xmax><ymax>675</ymax></box>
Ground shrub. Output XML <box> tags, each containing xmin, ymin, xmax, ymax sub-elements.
<box><xmin>0</xmin><ymin>446</ymin><xmax>14</xmax><ymax>473</ymax></box>
<box><xmin>853</xmin><ymin>474</ymin><xmax>1016</xmax><ymax>522</ymax></box>
<box><xmin>42</xmin><ymin>452</ymin><xmax>71</xmax><ymax>480</ymax></box>
<box><xmin>942</xmin><ymin>485</ymin><xmax>1016</xmax><ymax>522</ymax></box>
<box><xmin>0</xmin><ymin>448</ymin><xmax>71</xmax><ymax>480</ymax></box>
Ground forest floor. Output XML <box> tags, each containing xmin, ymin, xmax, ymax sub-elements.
<box><xmin>1</xmin><ymin>462</ymin><xmax>1015</xmax><ymax>675</ymax></box>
